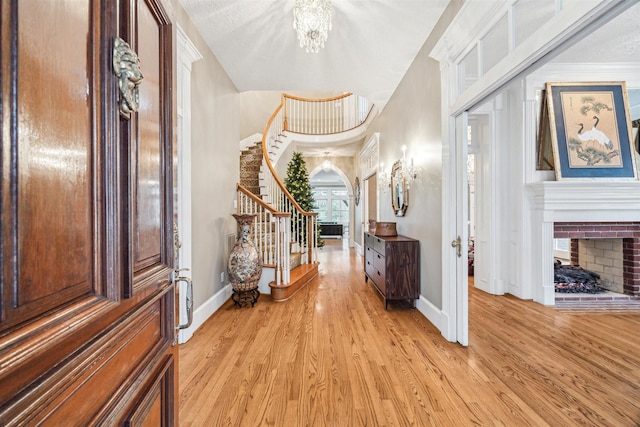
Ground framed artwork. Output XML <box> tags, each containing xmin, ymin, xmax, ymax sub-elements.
<box><xmin>545</xmin><ymin>81</ymin><xmax>638</xmax><ymax>180</ymax></box>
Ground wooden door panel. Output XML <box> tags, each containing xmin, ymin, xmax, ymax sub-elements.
<box><xmin>0</xmin><ymin>0</ymin><xmax>177</xmax><ymax>423</ymax></box>
<box><xmin>2</xmin><ymin>0</ymin><xmax>101</xmax><ymax>329</ymax></box>
<box><xmin>135</xmin><ymin>1</ymin><xmax>163</xmax><ymax>269</ymax></box>
<box><xmin>122</xmin><ymin>0</ymin><xmax>173</xmax><ymax>295</ymax></box>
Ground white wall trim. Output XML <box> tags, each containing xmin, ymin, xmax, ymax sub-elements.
<box><xmin>360</xmin><ymin>132</ymin><xmax>380</xmax><ymax>179</ymax></box>
<box><xmin>431</xmin><ymin>0</ymin><xmax>630</xmax><ymax>116</ymax></box>
<box><xmin>177</xmin><ymin>25</ymin><xmax>203</xmax><ymax>65</ymax></box>
<box><xmin>176</xmin><ymin>24</ymin><xmax>202</xmax><ymax>331</ymax></box>
<box><xmin>178</xmin><ymin>284</ymin><xmax>232</xmax><ymax>344</ymax></box>
<box><xmin>309</xmin><ymin>164</ymin><xmax>354</xmax><ymax>195</ymax></box>
<box><xmin>354</xmin><ymin>242</ymin><xmax>362</xmax><ymax>257</ymax></box>
<box><xmin>416</xmin><ymin>295</ymin><xmax>450</xmax><ymax>339</ymax></box>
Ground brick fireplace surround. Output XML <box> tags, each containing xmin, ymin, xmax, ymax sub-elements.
<box><xmin>554</xmin><ymin>222</ymin><xmax>640</xmax><ymax>296</ymax></box>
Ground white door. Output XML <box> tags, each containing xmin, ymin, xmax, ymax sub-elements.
<box><xmin>454</xmin><ymin>113</ymin><xmax>469</xmax><ymax>346</ymax></box>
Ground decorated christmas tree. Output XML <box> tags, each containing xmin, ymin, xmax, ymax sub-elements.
<box><xmin>284</xmin><ymin>152</ymin><xmax>324</xmax><ymax>248</ymax></box>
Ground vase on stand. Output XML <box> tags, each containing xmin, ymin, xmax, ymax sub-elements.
<box><xmin>228</xmin><ymin>213</ymin><xmax>262</xmax><ymax>307</ymax></box>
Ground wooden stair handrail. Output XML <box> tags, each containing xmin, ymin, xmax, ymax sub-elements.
<box><xmin>283</xmin><ymin>92</ymin><xmax>353</xmax><ymax>103</ymax></box>
<box><xmin>261</xmin><ymin>108</ymin><xmax>315</xmax><ymax>218</ymax></box>
<box><xmin>236</xmin><ymin>184</ymin><xmax>291</xmax><ymax>217</ymax></box>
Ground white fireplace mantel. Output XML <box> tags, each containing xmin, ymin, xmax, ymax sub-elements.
<box><xmin>529</xmin><ymin>180</ymin><xmax>640</xmax><ymax>305</ymax></box>
<box><xmin>530</xmin><ymin>181</ymin><xmax>640</xmax><ymax>222</ymax></box>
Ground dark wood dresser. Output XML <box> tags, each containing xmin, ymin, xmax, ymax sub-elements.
<box><xmin>364</xmin><ymin>232</ymin><xmax>420</xmax><ymax>309</ymax></box>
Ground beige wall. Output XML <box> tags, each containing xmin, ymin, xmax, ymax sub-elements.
<box><xmin>240</xmin><ymin>91</ymin><xmax>283</xmax><ymax>140</ymax></box>
<box><xmin>174</xmin><ymin>3</ymin><xmax>240</xmax><ymax>311</ymax></box>
<box><xmin>363</xmin><ymin>0</ymin><xmax>463</xmax><ymax>310</ymax></box>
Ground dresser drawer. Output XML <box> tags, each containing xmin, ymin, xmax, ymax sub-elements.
<box><xmin>365</xmin><ymin>258</ymin><xmax>376</xmax><ymax>279</ymax></box>
<box><xmin>365</xmin><ymin>245</ymin><xmax>374</xmax><ymax>263</ymax></box>
<box><xmin>365</xmin><ymin>233</ymin><xmax>375</xmax><ymax>248</ymax></box>
<box><xmin>373</xmin><ymin>250</ymin><xmax>385</xmax><ymax>274</ymax></box>
<box><xmin>373</xmin><ymin>236</ymin><xmax>386</xmax><ymax>254</ymax></box>
<box><xmin>372</xmin><ymin>266</ymin><xmax>386</xmax><ymax>294</ymax></box>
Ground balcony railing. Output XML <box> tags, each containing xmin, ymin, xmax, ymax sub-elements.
<box><xmin>283</xmin><ymin>93</ymin><xmax>373</xmax><ymax>135</ymax></box>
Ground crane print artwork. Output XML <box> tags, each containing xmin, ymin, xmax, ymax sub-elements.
<box><xmin>563</xmin><ymin>92</ymin><xmax>620</xmax><ymax>167</ymax></box>
<box><xmin>545</xmin><ymin>82</ymin><xmax>638</xmax><ymax>180</ymax></box>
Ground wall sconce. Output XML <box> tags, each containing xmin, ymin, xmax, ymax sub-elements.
<box><xmin>400</xmin><ymin>145</ymin><xmax>418</xmax><ymax>189</ymax></box>
<box><xmin>378</xmin><ymin>146</ymin><xmax>418</xmax><ymax>193</ymax></box>
<box><xmin>378</xmin><ymin>161</ymin><xmax>390</xmax><ymax>191</ymax></box>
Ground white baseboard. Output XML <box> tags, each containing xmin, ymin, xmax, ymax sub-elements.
<box><xmin>178</xmin><ymin>284</ymin><xmax>232</xmax><ymax>344</ymax></box>
<box><xmin>354</xmin><ymin>242</ymin><xmax>362</xmax><ymax>257</ymax></box>
<box><xmin>415</xmin><ymin>295</ymin><xmax>452</xmax><ymax>341</ymax></box>
<box><xmin>258</xmin><ymin>267</ymin><xmax>274</xmax><ymax>295</ymax></box>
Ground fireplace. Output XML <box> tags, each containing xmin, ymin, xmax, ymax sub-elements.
<box><xmin>554</xmin><ymin>222</ymin><xmax>640</xmax><ymax>296</ymax></box>
<box><xmin>531</xmin><ymin>181</ymin><xmax>640</xmax><ymax>305</ymax></box>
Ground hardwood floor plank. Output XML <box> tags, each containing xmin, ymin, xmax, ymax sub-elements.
<box><xmin>179</xmin><ymin>240</ymin><xmax>640</xmax><ymax>426</ymax></box>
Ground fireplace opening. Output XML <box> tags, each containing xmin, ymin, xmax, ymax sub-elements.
<box><xmin>553</xmin><ymin>222</ymin><xmax>640</xmax><ymax>297</ymax></box>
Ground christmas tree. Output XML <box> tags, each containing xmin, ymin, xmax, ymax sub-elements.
<box><xmin>284</xmin><ymin>152</ymin><xmax>324</xmax><ymax>248</ymax></box>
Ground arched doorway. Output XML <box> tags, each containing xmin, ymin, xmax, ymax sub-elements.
<box><xmin>309</xmin><ymin>165</ymin><xmax>354</xmax><ymax>245</ymax></box>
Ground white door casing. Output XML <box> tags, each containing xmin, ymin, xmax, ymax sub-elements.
<box><xmin>176</xmin><ymin>25</ymin><xmax>202</xmax><ymax>344</ymax></box>
<box><xmin>454</xmin><ymin>113</ymin><xmax>469</xmax><ymax>346</ymax></box>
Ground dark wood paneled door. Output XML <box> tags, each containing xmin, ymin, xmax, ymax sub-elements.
<box><xmin>0</xmin><ymin>0</ymin><xmax>177</xmax><ymax>424</ymax></box>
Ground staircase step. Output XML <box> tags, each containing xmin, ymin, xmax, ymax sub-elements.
<box><xmin>240</xmin><ymin>151</ymin><xmax>262</xmax><ymax>160</ymax></box>
<box><xmin>289</xmin><ymin>252</ymin><xmax>302</xmax><ymax>270</ymax></box>
<box><xmin>240</xmin><ymin>157</ymin><xmax>262</xmax><ymax>165</ymax></box>
<box><xmin>239</xmin><ymin>175</ymin><xmax>259</xmax><ymax>183</ymax></box>
<box><xmin>269</xmin><ymin>263</ymin><xmax>319</xmax><ymax>302</ymax></box>
<box><xmin>240</xmin><ymin>162</ymin><xmax>262</xmax><ymax>170</ymax></box>
<box><xmin>239</xmin><ymin>182</ymin><xmax>260</xmax><ymax>191</ymax></box>
<box><xmin>240</xmin><ymin>170</ymin><xmax>260</xmax><ymax>179</ymax></box>
<box><xmin>241</xmin><ymin>186</ymin><xmax>261</xmax><ymax>196</ymax></box>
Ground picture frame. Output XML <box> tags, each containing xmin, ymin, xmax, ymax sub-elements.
<box><xmin>545</xmin><ymin>81</ymin><xmax>638</xmax><ymax>180</ymax></box>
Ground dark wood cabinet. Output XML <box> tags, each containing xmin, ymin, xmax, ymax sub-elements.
<box><xmin>364</xmin><ymin>232</ymin><xmax>420</xmax><ymax>309</ymax></box>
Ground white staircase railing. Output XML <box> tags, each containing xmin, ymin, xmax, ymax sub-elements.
<box><xmin>283</xmin><ymin>93</ymin><xmax>373</xmax><ymax>135</ymax></box>
<box><xmin>236</xmin><ymin>185</ymin><xmax>292</xmax><ymax>285</ymax></box>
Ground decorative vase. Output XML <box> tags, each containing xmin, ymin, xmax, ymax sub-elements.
<box><xmin>228</xmin><ymin>213</ymin><xmax>262</xmax><ymax>307</ymax></box>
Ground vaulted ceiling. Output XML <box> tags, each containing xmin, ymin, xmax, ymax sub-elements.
<box><xmin>178</xmin><ymin>0</ymin><xmax>640</xmax><ymax>157</ymax></box>
<box><xmin>178</xmin><ymin>0</ymin><xmax>450</xmax><ymax>113</ymax></box>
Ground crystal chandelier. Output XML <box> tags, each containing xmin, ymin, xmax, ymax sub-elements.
<box><xmin>293</xmin><ymin>0</ymin><xmax>333</xmax><ymax>53</ymax></box>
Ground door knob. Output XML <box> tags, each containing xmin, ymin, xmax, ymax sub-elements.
<box><xmin>451</xmin><ymin>236</ymin><xmax>462</xmax><ymax>258</ymax></box>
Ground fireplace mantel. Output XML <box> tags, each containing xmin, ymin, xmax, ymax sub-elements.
<box><xmin>528</xmin><ymin>181</ymin><xmax>640</xmax><ymax>305</ymax></box>
<box><xmin>530</xmin><ymin>181</ymin><xmax>640</xmax><ymax>222</ymax></box>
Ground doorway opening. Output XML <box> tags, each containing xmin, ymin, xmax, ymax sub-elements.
<box><xmin>311</xmin><ymin>169</ymin><xmax>350</xmax><ymax>241</ymax></box>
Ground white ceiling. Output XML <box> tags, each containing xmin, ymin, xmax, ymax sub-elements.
<box><xmin>551</xmin><ymin>1</ymin><xmax>640</xmax><ymax>65</ymax></box>
<box><xmin>178</xmin><ymin>0</ymin><xmax>450</xmax><ymax>112</ymax></box>
<box><xmin>550</xmin><ymin>1</ymin><xmax>640</xmax><ymax>117</ymax></box>
<box><xmin>179</xmin><ymin>0</ymin><xmax>640</xmax><ymax>154</ymax></box>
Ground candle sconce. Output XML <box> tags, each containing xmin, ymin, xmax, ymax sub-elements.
<box><xmin>390</xmin><ymin>145</ymin><xmax>418</xmax><ymax>216</ymax></box>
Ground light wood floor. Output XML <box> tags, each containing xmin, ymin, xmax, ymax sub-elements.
<box><xmin>179</xmin><ymin>239</ymin><xmax>640</xmax><ymax>426</ymax></box>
